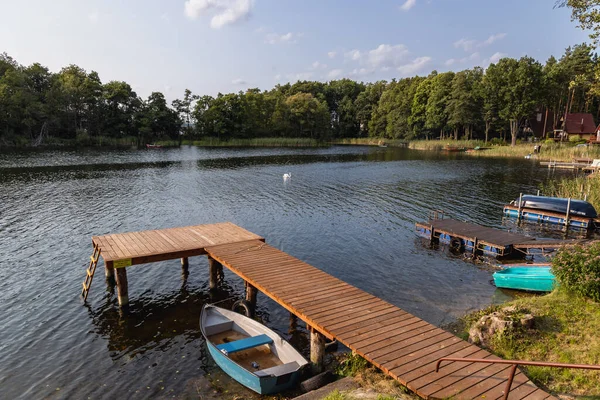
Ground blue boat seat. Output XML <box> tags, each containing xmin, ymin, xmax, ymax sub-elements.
<box><xmin>216</xmin><ymin>334</ymin><xmax>273</xmax><ymax>356</ymax></box>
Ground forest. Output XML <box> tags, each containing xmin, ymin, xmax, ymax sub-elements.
<box><xmin>0</xmin><ymin>43</ymin><xmax>598</xmax><ymax>147</ymax></box>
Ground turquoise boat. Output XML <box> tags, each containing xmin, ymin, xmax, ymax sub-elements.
<box><xmin>200</xmin><ymin>305</ymin><xmax>308</xmax><ymax>395</ymax></box>
<box><xmin>493</xmin><ymin>266</ymin><xmax>556</xmax><ymax>292</ymax></box>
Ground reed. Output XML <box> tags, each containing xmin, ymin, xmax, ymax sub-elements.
<box><xmin>541</xmin><ymin>173</ymin><xmax>600</xmax><ymax>210</ymax></box>
<box><xmin>158</xmin><ymin>137</ymin><xmax>324</xmax><ymax>147</ymax></box>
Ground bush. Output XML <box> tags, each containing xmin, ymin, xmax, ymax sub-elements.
<box><xmin>489</xmin><ymin>137</ymin><xmax>506</xmax><ymax>146</ymax></box>
<box><xmin>552</xmin><ymin>243</ymin><xmax>600</xmax><ymax>302</ymax></box>
<box><xmin>544</xmin><ymin>138</ymin><xmax>556</xmax><ymax>144</ymax></box>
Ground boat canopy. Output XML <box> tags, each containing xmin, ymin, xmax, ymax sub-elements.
<box><xmin>514</xmin><ymin>195</ymin><xmax>597</xmax><ymax>218</ymax></box>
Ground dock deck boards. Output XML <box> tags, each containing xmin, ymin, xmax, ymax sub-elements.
<box><xmin>92</xmin><ymin>222</ymin><xmax>264</xmax><ymax>264</ymax></box>
<box><xmin>205</xmin><ymin>239</ymin><xmax>554</xmax><ymax>400</ymax></box>
<box><xmin>424</xmin><ymin>219</ymin><xmax>532</xmax><ymax>247</ymax></box>
<box><xmin>89</xmin><ymin>223</ymin><xmax>554</xmax><ymax>399</ymax></box>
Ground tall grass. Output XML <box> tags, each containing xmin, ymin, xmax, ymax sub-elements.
<box><xmin>541</xmin><ymin>173</ymin><xmax>600</xmax><ymax>210</ymax></box>
<box><xmin>333</xmin><ymin>138</ymin><xmax>408</xmax><ymax>146</ymax></box>
<box><xmin>156</xmin><ymin>137</ymin><xmax>324</xmax><ymax>147</ymax></box>
<box><xmin>409</xmin><ymin>139</ymin><xmax>600</xmax><ymax>162</ymax></box>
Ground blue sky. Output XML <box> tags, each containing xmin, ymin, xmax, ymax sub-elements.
<box><xmin>0</xmin><ymin>0</ymin><xmax>590</xmax><ymax>101</ymax></box>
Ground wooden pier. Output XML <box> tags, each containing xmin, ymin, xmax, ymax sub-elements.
<box><xmin>84</xmin><ymin>223</ymin><xmax>554</xmax><ymax>399</ymax></box>
<box><xmin>416</xmin><ymin>218</ymin><xmax>587</xmax><ymax>257</ymax></box>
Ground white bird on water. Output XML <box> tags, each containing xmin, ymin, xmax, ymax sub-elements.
<box><xmin>283</xmin><ymin>173</ymin><xmax>291</xmax><ymax>180</ymax></box>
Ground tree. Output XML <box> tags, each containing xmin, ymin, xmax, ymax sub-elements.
<box><xmin>447</xmin><ymin>68</ymin><xmax>483</xmax><ymax>140</ymax></box>
<box><xmin>409</xmin><ymin>73</ymin><xmax>435</xmax><ymax>139</ymax></box>
<box><xmin>172</xmin><ymin>89</ymin><xmax>198</xmax><ymax>143</ymax></box>
<box><xmin>557</xmin><ymin>0</ymin><xmax>600</xmax><ymax>47</ymax></box>
<box><xmin>493</xmin><ymin>57</ymin><xmax>543</xmax><ymax>146</ymax></box>
<box><xmin>354</xmin><ymin>81</ymin><xmax>386</xmax><ymax>136</ymax></box>
<box><xmin>103</xmin><ymin>81</ymin><xmax>140</xmax><ymax>138</ymax></box>
<box><xmin>425</xmin><ymin>72</ymin><xmax>455</xmax><ymax>139</ymax></box>
<box><xmin>284</xmin><ymin>92</ymin><xmax>330</xmax><ymax>139</ymax></box>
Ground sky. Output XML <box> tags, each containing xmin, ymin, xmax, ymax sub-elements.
<box><xmin>0</xmin><ymin>0</ymin><xmax>591</xmax><ymax>101</ymax></box>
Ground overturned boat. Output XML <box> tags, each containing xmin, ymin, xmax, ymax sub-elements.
<box><xmin>503</xmin><ymin>195</ymin><xmax>598</xmax><ymax>229</ymax></box>
<box><xmin>493</xmin><ymin>266</ymin><xmax>556</xmax><ymax>292</ymax></box>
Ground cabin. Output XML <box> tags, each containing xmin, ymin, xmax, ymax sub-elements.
<box><xmin>554</xmin><ymin>113</ymin><xmax>596</xmax><ymax>141</ymax></box>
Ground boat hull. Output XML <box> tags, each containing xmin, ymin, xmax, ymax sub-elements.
<box><xmin>493</xmin><ymin>267</ymin><xmax>556</xmax><ymax>292</ymax></box>
<box><xmin>200</xmin><ymin>305</ymin><xmax>307</xmax><ymax>395</ymax></box>
<box><xmin>503</xmin><ymin>206</ymin><xmax>593</xmax><ymax>229</ymax></box>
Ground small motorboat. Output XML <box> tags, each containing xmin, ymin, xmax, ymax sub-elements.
<box><xmin>493</xmin><ymin>266</ymin><xmax>556</xmax><ymax>292</ymax></box>
<box><xmin>146</xmin><ymin>143</ymin><xmax>163</xmax><ymax>149</ymax></box>
<box><xmin>200</xmin><ymin>304</ymin><xmax>308</xmax><ymax>395</ymax></box>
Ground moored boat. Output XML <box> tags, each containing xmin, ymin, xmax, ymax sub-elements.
<box><xmin>200</xmin><ymin>304</ymin><xmax>308</xmax><ymax>395</ymax></box>
<box><xmin>493</xmin><ymin>266</ymin><xmax>556</xmax><ymax>292</ymax></box>
<box><xmin>146</xmin><ymin>143</ymin><xmax>163</xmax><ymax>149</ymax></box>
<box><xmin>509</xmin><ymin>195</ymin><xmax>597</xmax><ymax>218</ymax></box>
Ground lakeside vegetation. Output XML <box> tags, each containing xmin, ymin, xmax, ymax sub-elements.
<box><xmin>2</xmin><ymin>41</ymin><xmax>599</xmax><ymax>149</ymax></box>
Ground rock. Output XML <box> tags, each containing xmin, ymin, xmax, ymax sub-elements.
<box><xmin>468</xmin><ymin>308</ymin><xmax>534</xmax><ymax>347</ymax></box>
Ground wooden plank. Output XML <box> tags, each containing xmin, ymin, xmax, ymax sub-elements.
<box><xmin>430</xmin><ymin>362</ymin><xmax>512</xmax><ymax>399</ymax></box>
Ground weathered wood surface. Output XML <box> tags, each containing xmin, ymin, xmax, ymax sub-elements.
<box><xmin>424</xmin><ymin>219</ymin><xmax>532</xmax><ymax>247</ymax></box>
<box><xmin>205</xmin><ymin>240</ymin><xmax>555</xmax><ymax>400</ymax></box>
<box><xmin>92</xmin><ymin>222</ymin><xmax>264</xmax><ymax>265</ymax></box>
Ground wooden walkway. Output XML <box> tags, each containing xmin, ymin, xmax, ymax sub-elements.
<box><xmin>87</xmin><ymin>223</ymin><xmax>554</xmax><ymax>399</ymax></box>
<box><xmin>205</xmin><ymin>239</ymin><xmax>554</xmax><ymax>399</ymax></box>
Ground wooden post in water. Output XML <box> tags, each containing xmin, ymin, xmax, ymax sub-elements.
<box><xmin>517</xmin><ymin>193</ymin><xmax>523</xmax><ymax>221</ymax></box>
<box><xmin>472</xmin><ymin>237</ymin><xmax>478</xmax><ymax>260</ymax></box>
<box><xmin>115</xmin><ymin>268</ymin><xmax>129</xmax><ymax>306</ymax></box>
<box><xmin>105</xmin><ymin>260</ymin><xmax>115</xmax><ymax>283</ymax></box>
<box><xmin>310</xmin><ymin>327</ymin><xmax>326</xmax><ymax>374</ymax></box>
<box><xmin>245</xmin><ymin>282</ymin><xmax>258</xmax><ymax>312</ymax></box>
<box><xmin>181</xmin><ymin>257</ymin><xmax>189</xmax><ymax>278</ymax></box>
<box><xmin>208</xmin><ymin>256</ymin><xmax>222</xmax><ymax>290</ymax></box>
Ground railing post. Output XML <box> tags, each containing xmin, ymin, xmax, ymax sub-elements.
<box><xmin>503</xmin><ymin>364</ymin><xmax>518</xmax><ymax>400</ymax></box>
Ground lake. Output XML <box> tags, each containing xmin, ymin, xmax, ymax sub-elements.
<box><xmin>0</xmin><ymin>145</ymin><xmax>578</xmax><ymax>399</ymax></box>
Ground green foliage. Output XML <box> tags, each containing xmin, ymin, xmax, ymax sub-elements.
<box><xmin>541</xmin><ymin>172</ymin><xmax>600</xmax><ymax>211</ymax></box>
<box><xmin>552</xmin><ymin>243</ymin><xmax>600</xmax><ymax>301</ymax></box>
<box><xmin>336</xmin><ymin>352</ymin><xmax>370</xmax><ymax>377</ymax></box>
<box><xmin>322</xmin><ymin>390</ymin><xmax>349</xmax><ymax>400</ymax></box>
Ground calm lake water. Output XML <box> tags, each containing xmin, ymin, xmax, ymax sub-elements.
<box><xmin>0</xmin><ymin>145</ymin><xmax>581</xmax><ymax>399</ymax></box>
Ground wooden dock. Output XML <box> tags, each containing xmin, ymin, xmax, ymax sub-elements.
<box><xmin>416</xmin><ymin>218</ymin><xmax>587</xmax><ymax>257</ymax></box>
<box><xmin>84</xmin><ymin>222</ymin><xmax>554</xmax><ymax>399</ymax></box>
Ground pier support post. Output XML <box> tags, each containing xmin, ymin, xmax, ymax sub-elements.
<box><xmin>208</xmin><ymin>257</ymin><xmax>223</xmax><ymax>290</ymax></box>
<box><xmin>105</xmin><ymin>260</ymin><xmax>115</xmax><ymax>280</ymax></box>
<box><xmin>310</xmin><ymin>328</ymin><xmax>326</xmax><ymax>374</ymax></box>
<box><xmin>289</xmin><ymin>313</ymin><xmax>298</xmax><ymax>334</ymax></box>
<box><xmin>115</xmin><ymin>268</ymin><xmax>129</xmax><ymax>307</ymax></box>
<box><xmin>245</xmin><ymin>282</ymin><xmax>258</xmax><ymax>313</ymax></box>
<box><xmin>181</xmin><ymin>257</ymin><xmax>189</xmax><ymax>278</ymax></box>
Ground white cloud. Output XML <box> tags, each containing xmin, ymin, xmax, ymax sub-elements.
<box><xmin>399</xmin><ymin>0</ymin><xmax>417</xmax><ymax>11</ymax></box>
<box><xmin>274</xmin><ymin>74</ymin><xmax>282</xmax><ymax>81</ymax></box>
<box><xmin>345</xmin><ymin>49</ymin><xmax>362</xmax><ymax>61</ymax></box>
<box><xmin>232</xmin><ymin>78</ymin><xmax>247</xmax><ymax>85</ymax></box>
<box><xmin>345</xmin><ymin>44</ymin><xmax>410</xmax><ymax>70</ymax></box>
<box><xmin>328</xmin><ymin>69</ymin><xmax>343</xmax><ymax>79</ymax></box>
<box><xmin>454</xmin><ymin>33</ymin><xmax>507</xmax><ymax>52</ymax></box>
<box><xmin>265</xmin><ymin>32</ymin><xmax>298</xmax><ymax>44</ymax></box>
<box><xmin>483</xmin><ymin>33</ymin><xmax>507</xmax><ymax>45</ymax></box>
<box><xmin>483</xmin><ymin>52</ymin><xmax>507</xmax><ymax>66</ymax></box>
<box><xmin>327</xmin><ymin>51</ymin><xmax>337</xmax><ymax>59</ymax></box>
<box><xmin>88</xmin><ymin>10</ymin><xmax>99</xmax><ymax>23</ymax></box>
<box><xmin>454</xmin><ymin>38</ymin><xmax>477</xmax><ymax>52</ymax></box>
<box><xmin>445</xmin><ymin>59</ymin><xmax>456</xmax><ymax>66</ymax></box>
<box><xmin>184</xmin><ymin>0</ymin><xmax>253</xmax><ymax>29</ymax></box>
<box><xmin>366</xmin><ymin>44</ymin><xmax>409</xmax><ymax>68</ymax></box>
<box><xmin>397</xmin><ymin>56</ymin><xmax>432</xmax><ymax>75</ymax></box>
<box><xmin>348</xmin><ymin>68</ymin><xmax>373</xmax><ymax>77</ymax></box>
<box><xmin>311</xmin><ymin>61</ymin><xmax>327</xmax><ymax>70</ymax></box>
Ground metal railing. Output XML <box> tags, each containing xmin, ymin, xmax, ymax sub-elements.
<box><xmin>436</xmin><ymin>357</ymin><xmax>600</xmax><ymax>400</ymax></box>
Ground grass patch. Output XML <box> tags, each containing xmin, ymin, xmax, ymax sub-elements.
<box><xmin>322</xmin><ymin>389</ymin><xmax>349</xmax><ymax>400</ymax></box>
<box><xmin>458</xmin><ymin>289</ymin><xmax>600</xmax><ymax>397</ymax></box>
<box><xmin>409</xmin><ymin>139</ymin><xmax>600</xmax><ymax>162</ymax></box>
<box><xmin>541</xmin><ymin>173</ymin><xmax>600</xmax><ymax>210</ymax></box>
<box><xmin>333</xmin><ymin>138</ymin><xmax>408</xmax><ymax>147</ymax></box>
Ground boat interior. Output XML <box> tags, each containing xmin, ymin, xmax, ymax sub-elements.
<box><xmin>203</xmin><ymin>307</ymin><xmax>304</xmax><ymax>377</ymax></box>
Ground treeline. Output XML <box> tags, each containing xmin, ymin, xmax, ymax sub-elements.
<box><xmin>0</xmin><ymin>43</ymin><xmax>598</xmax><ymax>147</ymax></box>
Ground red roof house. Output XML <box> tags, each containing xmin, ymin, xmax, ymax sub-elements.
<box><xmin>562</xmin><ymin>113</ymin><xmax>596</xmax><ymax>140</ymax></box>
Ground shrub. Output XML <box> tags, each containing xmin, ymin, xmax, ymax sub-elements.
<box><xmin>489</xmin><ymin>137</ymin><xmax>506</xmax><ymax>146</ymax></box>
<box><xmin>544</xmin><ymin>138</ymin><xmax>556</xmax><ymax>144</ymax></box>
<box><xmin>552</xmin><ymin>243</ymin><xmax>600</xmax><ymax>302</ymax></box>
